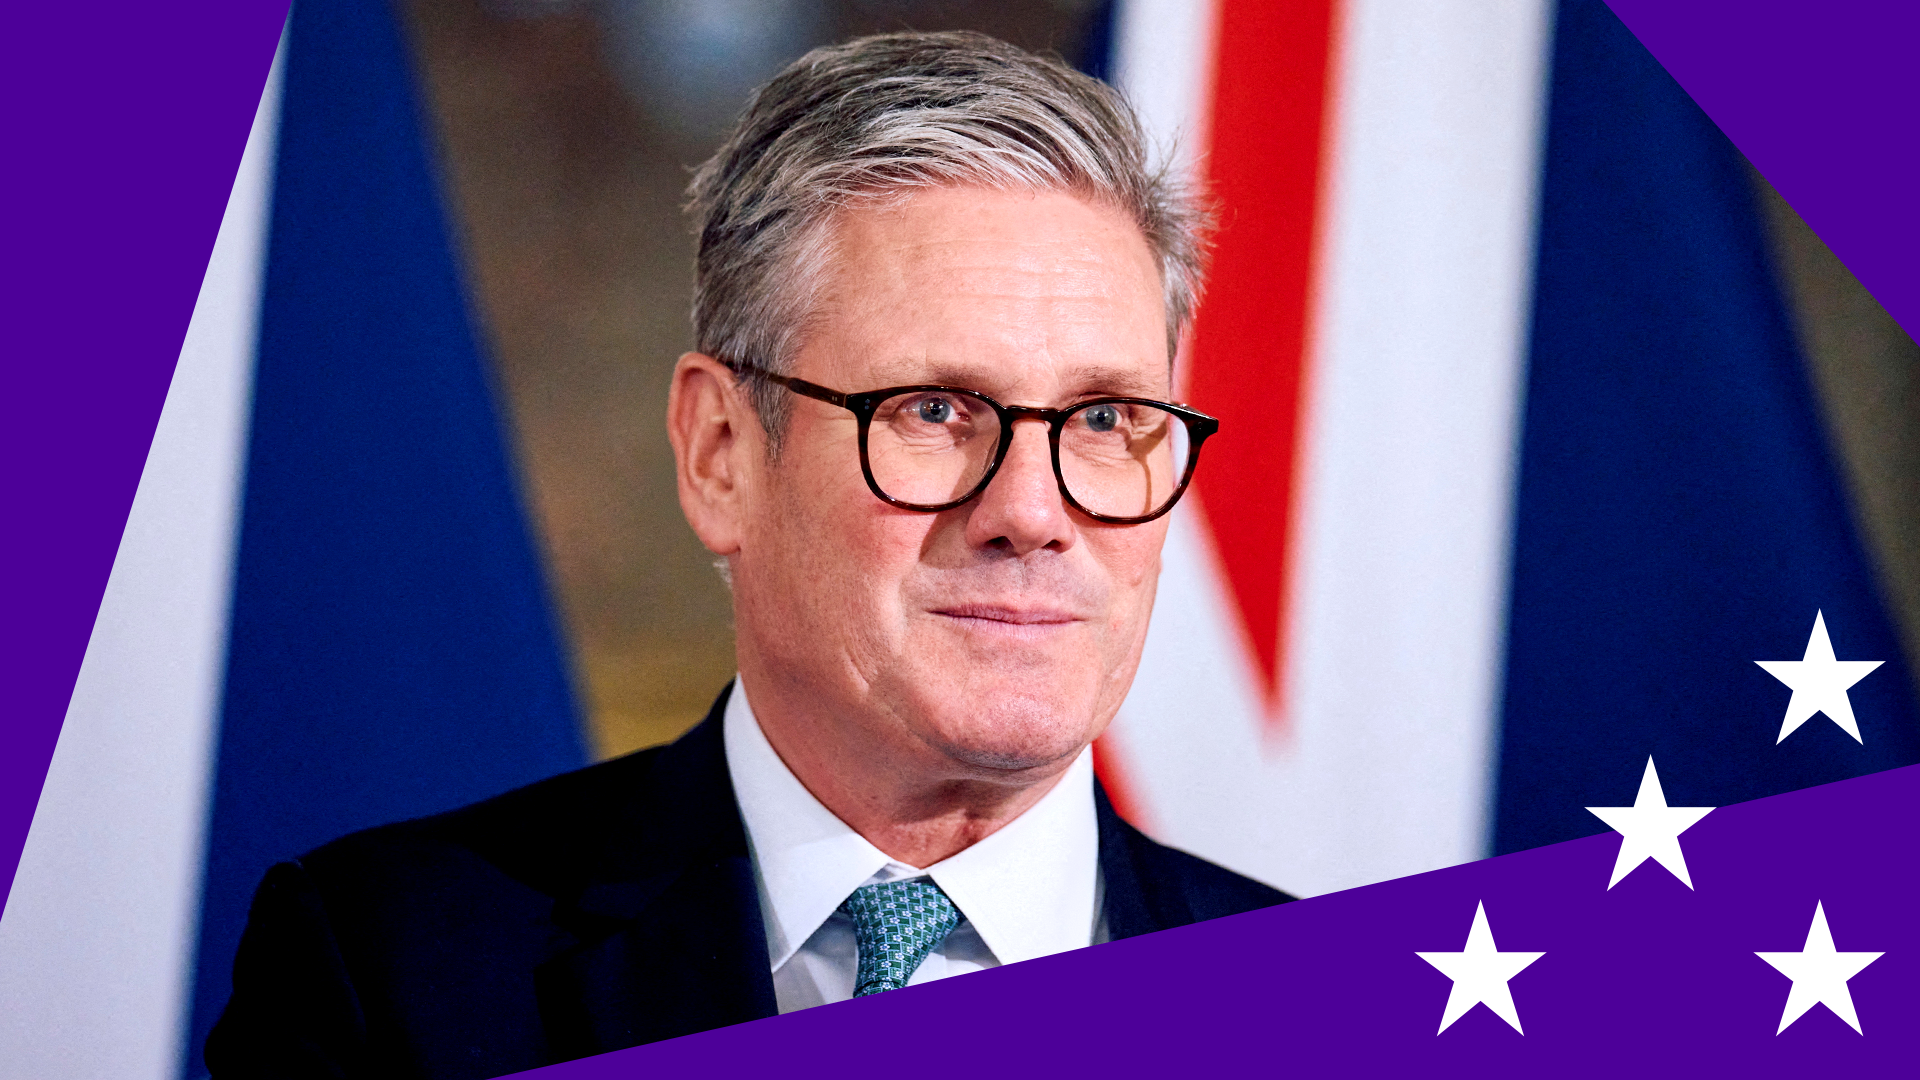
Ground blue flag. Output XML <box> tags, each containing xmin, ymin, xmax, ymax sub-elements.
<box><xmin>1493</xmin><ymin>0</ymin><xmax>1919</xmax><ymax>855</ymax></box>
<box><xmin>183</xmin><ymin>0</ymin><xmax>587</xmax><ymax>1072</ymax></box>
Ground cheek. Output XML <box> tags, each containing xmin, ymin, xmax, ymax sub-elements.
<box><xmin>1093</xmin><ymin>530</ymin><xmax>1165</xmax><ymax>705</ymax></box>
<box><xmin>1099</xmin><ymin>524</ymin><xmax>1167</xmax><ymax>626</ymax></box>
<box><xmin>758</xmin><ymin>460</ymin><xmax>932</xmax><ymax>647</ymax></box>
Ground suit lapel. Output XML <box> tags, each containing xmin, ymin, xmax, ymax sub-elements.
<box><xmin>1095</xmin><ymin>781</ymin><xmax>1193</xmax><ymax>940</ymax></box>
<box><xmin>535</xmin><ymin>700</ymin><xmax>1190</xmax><ymax>1060</ymax></box>
<box><xmin>535</xmin><ymin>685</ymin><xmax>777</xmax><ymax>1061</ymax></box>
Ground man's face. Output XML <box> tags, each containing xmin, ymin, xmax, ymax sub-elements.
<box><xmin>729</xmin><ymin>186</ymin><xmax>1172</xmax><ymax>780</ymax></box>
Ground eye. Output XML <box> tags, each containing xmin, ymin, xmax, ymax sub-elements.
<box><xmin>1083</xmin><ymin>404</ymin><xmax>1120</xmax><ymax>433</ymax></box>
<box><xmin>917</xmin><ymin>397</ymin><xmax>955</xmax><ymax>424</ymax></box>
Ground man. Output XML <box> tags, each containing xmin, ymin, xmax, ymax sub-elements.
<box><xmin>208</xmin><ymin>30</ymin><xmax>1290</xmax><ymax>1079</ymax></box>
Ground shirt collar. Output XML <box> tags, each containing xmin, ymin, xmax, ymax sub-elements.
<box><xmin>723</xmin><ymin>678</ymin><xmax>1100</xmax><ymax>971</ymax></box>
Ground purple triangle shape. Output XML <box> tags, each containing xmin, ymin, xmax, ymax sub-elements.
<box><xmin>1604</xmin><ymin>0</ymin><xmax>1920</xmax><ymax>339</ymax></box>
<box><xmin>517</xmin><ymin>765</ymin><xmax>1920</xmax><ymax>1075</ymax></box>
<box><xmin>0</xmin><ymin>3</ymin><xmax>289</xmax><ymax>905</ymax></box>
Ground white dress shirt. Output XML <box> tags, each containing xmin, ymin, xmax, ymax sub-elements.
<box><xmin>723</xmin><ymin>680</ymin><xmax>1103</xmax><ymax>1012</ymax></box>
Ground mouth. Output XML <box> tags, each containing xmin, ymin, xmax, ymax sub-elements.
<box><xmin>930</xmin><ymin>604</ymin><xmax>1082</xmax><ymax>629</ymax></box>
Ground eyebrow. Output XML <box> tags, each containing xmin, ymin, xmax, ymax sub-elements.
<box><xmin>865</xmin><ymin>359</ymin><xmax>1169</xmax><ymax>400</ymax></box>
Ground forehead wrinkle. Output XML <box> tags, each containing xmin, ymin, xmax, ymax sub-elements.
<box><xmin>827</xmin><ymin>192</ymin><xmax>1158</xmax><ymax>305</ymax></box>
<box><xmin>834</xmin><ymin>288</ymin><xmax>1156</xmax><ymax>387</ymax></box>
<box><xmin>807</xmin><ymin>188</ymin><xmax>1166</xmax><ymax>397</ymax></box>
<box><xmin>1055</xmin><ymin>362</ymin><xmax>1165</xmax><ymax>398</ymax></box>
<box><xmin>890</xmin><ymin>252</ymin><xmax>1146</xmax><ymax>326</ymax></box>
<box><xmin>816</xmin><ymin>265</ymin><xmax>1147</xmax><ymax>384</ymax></box>
<box><xmin>839</xmin><ymin>257</ymin><xmax>1141</xmax><ymax>337</ymax></box>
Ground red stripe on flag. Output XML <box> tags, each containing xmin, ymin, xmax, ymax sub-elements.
<box><xmin>1185</xmin><ymin>0</ymin><xmax>1342</xmax><ymax>726</ymax></box>
<box><xmin>1091</xmin><ymin>733</ymin><xmax>1149</xmax><ymax>830</ymax></box>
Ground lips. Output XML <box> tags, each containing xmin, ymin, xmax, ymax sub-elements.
<box><xmin>930</xmin><ymin>604</ymin><xmax>1080</xmax><ymax>626</ymax></box>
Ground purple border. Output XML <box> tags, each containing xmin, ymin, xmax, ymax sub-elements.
<box><xmin>1604</xmin><ymin>0</ymin><xmax>1920</xmax><ymax>339</ymax></box>
<box><xmin>514</xmin><ymin>2</ymin><xmax>1920</xmax><ymax>1072</ymax></box>
<box><xmin>512</xmin><ymin>765</ymin><xmax>1920</xmax><ymax>1075</ymax></box>
<box><xmin>0</xmin><ymin>4</ymin><xmax>288</xmax><ymax>903</ymax></box>
<box><xmin>4</xmin><ymin>0</ymin><xmax>1915</xmax><ymax>1070</ymax></box>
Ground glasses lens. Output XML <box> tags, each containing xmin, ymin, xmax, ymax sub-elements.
<box><xmin>1058</xmin><ymin>402</ymin><xmax>1192</xmax><ymax>520</ymax></box>
<box><xmin>866</xmin><ymin>389</ymin><xmax>1003</xmax><ymax>507</ymax></box>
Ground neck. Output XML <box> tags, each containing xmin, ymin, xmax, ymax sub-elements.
<box><xmin>736</xmin><ymin>671</ymin><xmax>1079</xmax><ymax>868</ymax></box>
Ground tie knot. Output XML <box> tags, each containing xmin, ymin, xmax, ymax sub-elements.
<box><xmin>839</xmin><ymin>878</ymin><xmax>963</xmax><ymax>997</ymax></box>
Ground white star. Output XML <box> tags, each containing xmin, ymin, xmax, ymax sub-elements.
<box><xmin>1755</xmin><ymin>611</ymin><xmax>1883</xmax><ymax>743</ymax></box>
<box><xmin>1416</xmin><ymin>902</ymin><xmax>1545</xmax><ymax>1034</ymax></box>
<box><xmin>1755</xmin><ymin>901</ymin><xmax>1884</xmax><ymax>1034</ymax></box>
<box><xmin>1584</xmin><ymin>757</ymin><xmax>1714</xmax><ymax>889</ymax></box>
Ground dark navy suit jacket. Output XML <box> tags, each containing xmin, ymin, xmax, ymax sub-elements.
<box><xmin>206</xmin><ymin>685</ymin><xmax>1292</xmax><ymax>1078</ymax></box>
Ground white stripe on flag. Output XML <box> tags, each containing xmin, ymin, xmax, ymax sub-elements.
<box><xmin>1110</xmin><ymin>0</ymin><xmax>1553</xmax><ymax>896</ymax></box>
<box><xmin>0</xmin><ymin>40</ymin><xmax>283</xmax><ymax>1080</ymax></box>
<box><xmin>1112</xmin><ymin>0</ymin><xmax>1219</xmax><ymax>187</ymax></box>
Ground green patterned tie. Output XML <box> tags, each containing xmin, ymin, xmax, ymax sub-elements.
<box><xmin>839</xmin><ymin>878</ymin><xmax>963</xmax><ymax>996</ymax></box>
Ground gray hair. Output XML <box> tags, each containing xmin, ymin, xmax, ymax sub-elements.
<box><xmin>685</xmin><ymin>30</ymin><xmax>1212</xmax><ymax>446</ymax></box>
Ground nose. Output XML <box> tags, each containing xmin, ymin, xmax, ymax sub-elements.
<box><xmin>963</xmin><ymin>418</ymin><xmax>1077</xmax><ymax>556</ymax></box>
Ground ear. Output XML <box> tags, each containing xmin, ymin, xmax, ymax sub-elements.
<box><xmin>667</xmin><ymin>352</ymin><xmax>760</xmax><ymax>557</ymax></box>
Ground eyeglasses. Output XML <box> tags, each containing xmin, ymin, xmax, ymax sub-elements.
<box><xmin>726</xmin><ymin>361</ymin><xmax>1219</xmax><ymax>525</ymax></box>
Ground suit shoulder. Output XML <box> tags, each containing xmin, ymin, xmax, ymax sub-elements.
<box><xmin>1116</xmin><ymin>816</ymin><xmax>1296</xmax><ymax>923</ymax></box>
<box><xmin>1144</xmin><ymin>835</ymin><xmax>1295</xmax><ymax>914</ymax></box>
<box><xmin>1096</xmin><ymin>783</ymin><xmax>1294</xmax><ymax>929</ymax></box>
<box><xmin>300</xmin><ymin>745</ymin><xmax>668</xmax><ymax>897</ymax></box>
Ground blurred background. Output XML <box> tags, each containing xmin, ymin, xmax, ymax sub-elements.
<box><xmin>402</xmin><ymin>0</ymin><xmax>1918</xmax><ymax>759</ymax></box>
<box><xmin>403</xmin><ymin>0</ymin><xmax>1122</xmax><ymax>757</ymax></box>
<box><xmin>1</xmin><ymin>2</ymin><xmax>1915</xmax><ymax>1078</ymax></box>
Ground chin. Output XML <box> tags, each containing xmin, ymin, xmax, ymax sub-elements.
<box><xmin>908</xmin><ymin>686</ymin><xmax>1103</xmax><ymax>774</ymax></box>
